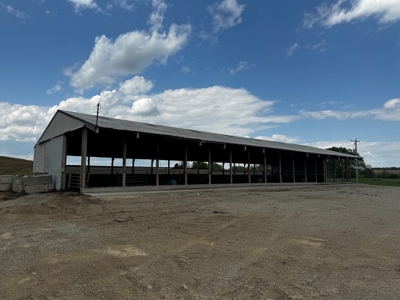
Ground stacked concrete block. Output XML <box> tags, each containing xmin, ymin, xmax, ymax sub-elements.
<box><xmin>0</xmin><ymin>175</ymin><xmax>13</xmax><ymax>191</ymax></box>
<box><xmin>11</xmin><ymin>175</ymin><xmax>54</xmax><ymax>194</ymax></box>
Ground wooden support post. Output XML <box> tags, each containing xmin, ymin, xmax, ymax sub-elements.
<box><xmin>304</xmin><ymin>159</ymin><xmax>307</xmax><ymax>183</ymax></box>
<box><xmin>132</xmin><ymin>159</ymin><xmax>135</xmax><ymax>174</ymax></box>
<box><xmin>111</xmin><ymin>157</ymin><xmax>114</xmax><ymax>175</ymax></box>
<box><xmin>184</xmin><ymin>145</ymin><xmax>188</xmax><ymax>185</ymax></box>
<box><xmin>342</xmin><ymin>159</ymin><xmax>345</xmax><ymax>182</ymax></box>
<box><xmin>347</xmin><ymin>157</ymin><xmax>350</xmax><ymax>182</ymax></box>
<box><xmin>80</xmin><ymin>127</ymin><xmax>88</xmax><ymax>188</ymax></box>
<box><xmin>292</xmin><ymin>157</ymin><xmax>296</xmax><ymax>183</ymax></box>
<box><xmin>230</xmin><ymin>149</ymin><xmax>233</xmax><ymax>184</ymax></box>
<box><xmin>234</xmin><ymin>163</ymin><xmax>236</xmax><ymax>176</ymax></box>
<box><xmin>151</xmin><ymin>159</ymin><xmax>154</xmax><ymax>176</ymax></box>
<box><xmin>247</xmin><ymin>152</ymin><xmax>251</xmax><ymax>184</ymax></box>
<box><xmin>208</xmin><ymin>147</ymin><xmax>212</xmax><ymax>185</ymax></box>
<box><xmin>315</xmin><ymin>159</ymin><xmax>318</xmax><ymax>183</ymax></box>
<box><xmin>197</xmin><ymin>160</ymin><xmax>200</xmax><ymax>176</ymax></box>
<box><xmin>279</xmin><ymin>153</ymin><xmax>282</xmax><ymax>183</ymax></box>
<box><xmin>333</xmin><ymin>158</ymin><xmax>336</xmax><ymax>182</ymax></box>
<box><xmin>122</xmin><ymin>139</ymin><xmax>127</xmax><ymax>187</ymax></box>
<box><xmin>156</xmin><ymin>144</ymin><xmax>160</xmax><ymax>186</ymax></box>
<box><xmin>168</xmin><ymin>160</ymin><xmax>170</xmax><ymax>175</ymax></box>
<box><xmin>222</xmin><ymin>163</ymin><xmax>225</xmax><ymax>176</ymax></box>
<box><xmin>323</xmin><ymin>158</ymin><xmax>327</xmax><ymax>183</ymax></box>
<box><xmin>263</xmin><ymin>151</ymin><xmax>267</xmax><ymax>184</ymax></box>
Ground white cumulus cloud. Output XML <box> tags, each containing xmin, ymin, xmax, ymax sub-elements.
<box><xmin>208</xmin><ymin>0</ymin><xmax>245</xmax><ymax>33</ymax></box>
<box><xmin>148</xmin><ymin>0</ymin><xmax>167</xmax><ymax>31</ymax></box>
<box><xmin>68</xmin><ymin>0</ymin><xmax>191</xmax><ymax>91</ymax></box>
<box><xmin>304</xmin><ymin>0</ymin><xmax>400</xmax><ymax>28</ymax></box>
<box><xmin>300</xmin><ymin>98</ymin><xmax>400</xmax><ymax>121</ymax></box>
<box><xmin>0</xmin><ymin>79</ymin><xmax>298</xmax><ymax>143</ymax></box>
<box><xmin>256</xmin><ymin>134</ymin><xmax>300</xmax><ymax>144</ymax></box>
<box><xmin>119</xmin><ymin>76</ymin><xmax>154</xmax><ymax>96</ymax></box>
<box><xmin>68</xmin><ymin>0</ymin><xmax>98</xmax><ymax>12</ymax></box>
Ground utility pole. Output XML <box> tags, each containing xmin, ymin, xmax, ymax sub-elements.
<box><xmin>351</xmin><ymin>138</ymin><xmax>360</xmax><ymax>183</ymax></box>
<box><xmin>95</xmin><ymin>103</ymin><xmax>101</xmax><ymax>133</ymax></box>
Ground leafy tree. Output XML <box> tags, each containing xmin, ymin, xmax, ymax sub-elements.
<box><xmin>191</xmin><ymin>161</ymin><xmax>208</xmax><ymax>169</ymax></box>
<box><xmin>191</xmin><ymin>162</ymin><xmax>224</xmax><ymax>171</ymax></box>
<box><xmin>212</xmin><ymin>163</ymin><xmax>222</xmax><ymax>171</ymax></box>
<box><xmin>326</xmin><ymin>146</ymin><xmax>365</xmax><ymax>178</ymax></box>
<box><xmin>360</xmin><ymin>168</ymin><xmax>375</xmax><ymax>178</ymax></box>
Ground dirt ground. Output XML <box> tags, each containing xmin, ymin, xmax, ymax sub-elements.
<box><xmin>1</xmin><ymin>184</ymin><xmax>400</xmax><ymax>299</ymax></box>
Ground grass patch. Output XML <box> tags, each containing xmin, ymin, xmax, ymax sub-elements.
<box><xmin>359</xmin><ymin>178</ymin><xmax>400</xmax><ymax>187</ymax></box>
<box><xmin>0</xmin><ymin>156</ymin><xmax>33</xmax><ymax>176</ymax></box>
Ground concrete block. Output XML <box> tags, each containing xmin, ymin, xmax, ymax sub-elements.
<box><xmin>0</xmin><ymin>175</ymin><xmax>13</xmax><ymax>184</ymax></box>
<box><xmin>12</xmin><ymin>184</ymin><xmax>24</xmax><ymax>194</ymax></box>
<box><xmin>0</xmin><ymin>183</ymin><xmax>11</xmax><ymax>191</ymax></box>
<box><xmin>23</xmin><ymin>175</ymin><xmax>53</xmax><ymax>186</ymax></box>
<box><xmin>24</xmin><ymin>183</ymin><xmax>54</xmax><ymax>194</ymax></box>
<box><xmin>13</xmin><ymin>176</ymin><xmax>23</xmax><ymax>185</ymax></box>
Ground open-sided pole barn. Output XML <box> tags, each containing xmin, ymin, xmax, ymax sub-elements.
<box><xmin>33</xmin><ymin>110</ymin><xmax>360</xmax><ymax>191</ymax></box>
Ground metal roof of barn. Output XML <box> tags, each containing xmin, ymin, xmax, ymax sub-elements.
<box><xmin>39</xmin><ymin>110</ymin><xmax>360</xmax><ymax>159</ymax></box>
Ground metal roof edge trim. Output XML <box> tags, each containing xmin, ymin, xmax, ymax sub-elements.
<box><xmin>56</xmin><ymin>110</ymin><xmax>361</xmax><ymax>159</ymax></box>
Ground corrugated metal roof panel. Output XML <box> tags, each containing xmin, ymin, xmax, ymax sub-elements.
<box><xmin>59</xmin><ymin>110</ymin><xmax>360</xmax><ymax>159</ymax></box>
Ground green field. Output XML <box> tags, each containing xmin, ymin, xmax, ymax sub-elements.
<box><xmin>0</xmin><ymin>156</ymin><xmax>33</xmax><ymax>176</ymax></box>
<box><xmin>359</xmin><ymin>178</ymin><xmax>400</xmax><ymax>187</ymax></box>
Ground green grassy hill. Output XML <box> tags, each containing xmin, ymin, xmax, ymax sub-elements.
<box><xmin>0</xmin><ymin>156</ymin><xmax>33</xmax><ymax>176</ymax></box>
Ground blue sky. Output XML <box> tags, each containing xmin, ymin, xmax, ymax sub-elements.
<box><xmin>0</xmin><ymin>0</ymin><xmax>399</xmax><ymax>167</ymax></box>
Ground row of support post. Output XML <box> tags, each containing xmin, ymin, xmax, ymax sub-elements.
<box><xmin>79</xmin><ymin>128</ymin><xmax>355</xmax><ymax>188</ymax></box>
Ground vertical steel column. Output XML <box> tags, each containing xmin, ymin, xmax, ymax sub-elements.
<box><xmin>247</xmin><ymin>151</ymin><xmax>251</xmax><ymax>184</ymax></box>
<box><xmin>208</xmin><ymin>147</ymin><xmax>212</xmax><ymax>185</ymax></box>
<box><xmin>156</xmin><ymin>144</ymin><xmax>160</xmax><ymax>186</ymax></box>
<box><xmin>333</xmin><ymin>158</ymin><xmax>336</xmax><ymax>182</ymax></box>
<box><xmin>315</xmin><ymin>159</ymin><xmax>318</xmax><ymax>183</ymax></box>
<box><xmin>229</xmin><ymin>148</ymin><xmax>233</xmax><ymax>184</ymax></box>
<box><xmin>197</xmin><ymin>160</ymin><xmax>200</xmax><ymax>176</ymax></box>
<box><xmin>122</xmin><ymin>139</ymin><xmax>127</xmax><ymax>187</ymax></box>
<box><xmin>80</xmin><ymin>127</ymin><xmax>88</xmax><ymax>188</ymax></box>
<box><xmin>263</xmin><ymin>151</ymin><xmax>267</xmax><ymax>184</ymax></box>
<box><xmin>292</xmin><ymin>157</ymin><xmax>295</xmax><ymax>183</ymax></box>
<box><xmin>184</xmin><ymin>145</ymin><xmax>188</xmax><ymax>185</ymax></box>
<box><xmin>304</xmin><ymin>159</ymin><xmax>307</xmax><ymax>183</ymax></box>
<box><xmin>342</xmin><ymin>159</ymin><xmax>345</xmax><ymax>182</ymax></box>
